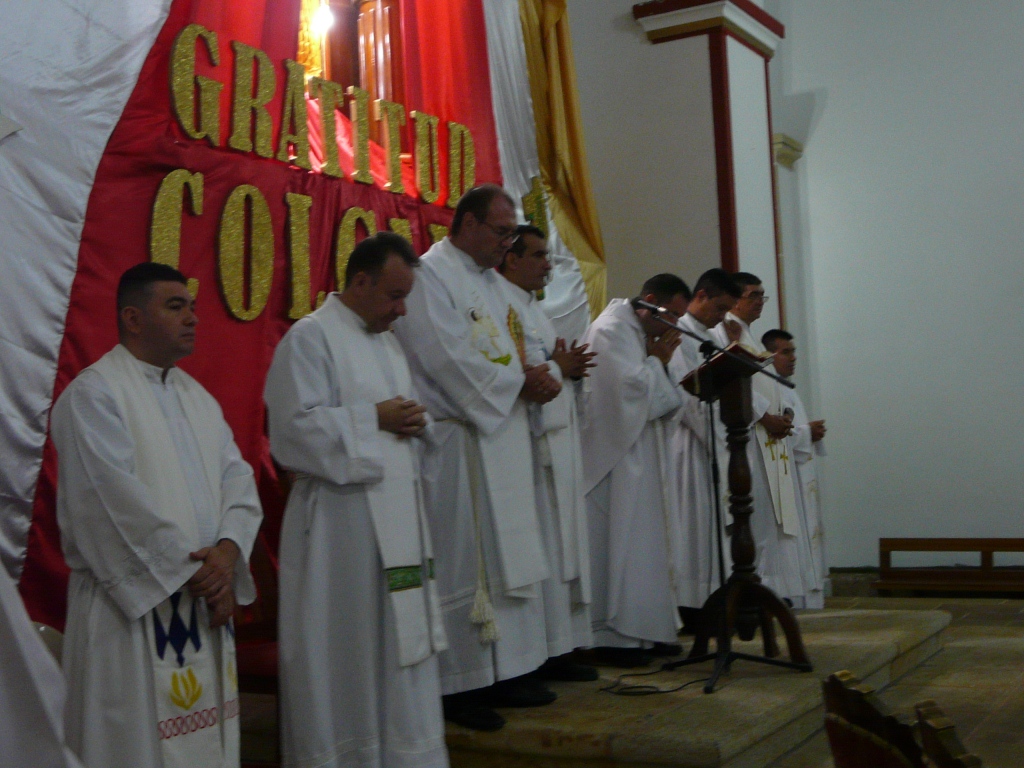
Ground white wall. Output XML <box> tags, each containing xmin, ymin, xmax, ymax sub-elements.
<box><xmin>567</xmin><ymin>0</ymin><xmax>721</xmax><ymax>299</ymax></box>
<box><xmin>769</xmin><ymin>0</ymin><xmax>1024</xmax><ymax>566</ymax></box>
<box><xmin>728</xmin><ymin>36</ymin><xmax>780</xmax><ymax>331</ymax></box>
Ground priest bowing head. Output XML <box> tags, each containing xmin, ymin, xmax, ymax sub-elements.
<box><xmin>450</xmin><ymin>183</ymin><xmax>519</xmax><ymax>269</ymax></box>
<box><xmin>343</xmin><ymin>231</ymin><xmax>419</xmax><ymax>333</ymax></box>
<box><xmin>637</xmin><ymin>272</ymin><xmax>692</xmax><ymax>338</ymax></box>
<box><xmin>687</xmin><ymin>268</ymin><xmax>741</xmax><ymax>330</ymax></box>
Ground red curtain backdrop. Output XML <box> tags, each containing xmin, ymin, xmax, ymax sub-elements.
<box><xmin>401</xmin><ymin>0</ymin><xmax>502</xmax><ymax>205</ymax></box>
<box><xmin>19</xmin><ymin>0</ymin><xmax>501</xmax><ymax>629</ymax></box>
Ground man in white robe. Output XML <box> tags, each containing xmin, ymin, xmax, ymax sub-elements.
<box><xmin>265</xmin><ymin>233</ymin><xmax>449</xmax><ymax>768</ymax></box>
<box><xmin>0</xmin><ymin>566</ymin><xmax>83</xmax><ymax>768</ymax></box>
<box><xmin>50</xmin><ymin>263</ymin><xmax>262</xmax><ymax>768</ymax></box>
<box><xmin>393</xmin><ymin>185</ymin><xmax>561</xmax><ymax>731</ymax></box>
<box><xmin>670</xmin><ymin>269</ymin><xmax>743</xmax><ymax>622</ymax></box>
<box><xmin>764</xmin><ymin>329</ymin><xmax>829</xmax><ymax>609</ymax></box>
<box><xmin>709</xmin><ymin>273</ymin><xmax>809</xmax><ymax>604</ymax></box>
<box><xmin>497</xmin><ymin>225</ymin><xmax>597</xmax><ymax>681</ymax></box>
<box><xmin>580</xmin><ymin>275</ymin><xmax>686</xmax><ymax>667</ymax></box>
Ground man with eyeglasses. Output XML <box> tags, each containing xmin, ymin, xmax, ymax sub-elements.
<box><xmin>710</xmin><ymin>273</ymin><xmax>812</xmax><ymax>608</ymax></box>
<box><xmin>394</xmin><ymin>186</ymin><xmax>562</xmax><ymax>731</ymax></box>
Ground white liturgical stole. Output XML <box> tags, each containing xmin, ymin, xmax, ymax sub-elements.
<box><xmin>432</xmin><ymin>244</ymin><xmax>547</xmax><ymax>596</ymax></box>
<box><xmin>312</xmin><ymin>297</ymin><xmax>447</xmax><ymax>665</ymax></box>
<box><xmin>90</xmin><ymin>345</ymin><xmax>238</xmax><ymax>768</ymax></box>
<box><xmin>726</xmin><ymin>315</ymin><xmax>801</xmax><ymax>536</ymax></box>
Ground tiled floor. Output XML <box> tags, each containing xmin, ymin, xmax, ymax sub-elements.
<box><xmin>774</xmin><ymin>596</ymin><xmax>1024</xmax><ymax>767</ymax></box>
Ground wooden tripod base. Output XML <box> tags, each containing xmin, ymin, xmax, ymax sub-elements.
<box><xmin>666</xmin><ymin>577</ymin><xmax>812</xmax><ymax>693</ymax></box>
<box><xmin>675</xmin><ymin>354</ymin><xmax>814</xmax><ymax>693</ymax></box>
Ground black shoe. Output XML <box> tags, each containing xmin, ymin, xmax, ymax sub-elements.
<box><xmin>442</xmin><ymin>692</ymin><xmax>506</xmax><ymax>731</ymax></box>
<box><xmin>536</xmin><ymin>654</ymin><xmax>600</xmax><ymax>682</ymax></box>
<box><xmin>482</xmin><ymin>675</ymin><xmax>558</xmax><ymax>707</ymax></box>
<box><xmin>649</xmin><ymin>642</ymin><xmax>683</xmax><ymax>657</ymax></box>
<box><xmin>592</xmin><ymin>646</ymin><xmax>654</xmax><ymax>668</ymax></box>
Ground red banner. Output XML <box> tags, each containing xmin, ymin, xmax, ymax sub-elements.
<box><xmin>20</xmin><ymin>0</ymin><xmax>500</xmax><ymax>628</ymax></box>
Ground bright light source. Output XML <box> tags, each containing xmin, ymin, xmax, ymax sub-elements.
<box><xmin>312</xmin><ymin>3</ymin><xmax>334</xmax><ymax>37</ymax></box>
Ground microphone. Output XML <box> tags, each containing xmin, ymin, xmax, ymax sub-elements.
<box><xmin>630</xmin><ymin>298</ymin><xmax>669</xmax><ymax>315</ymax></box>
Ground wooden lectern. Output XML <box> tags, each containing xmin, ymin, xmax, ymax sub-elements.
<box><xmin>665</xmin><ymin>343</ymin><xmax>812</xmax><ymax>692</ymax></box>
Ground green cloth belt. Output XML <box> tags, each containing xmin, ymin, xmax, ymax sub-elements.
<box><xmin>385</xmin><ymin>560</ymin><xmax>435</xmax><ymax>593</ymax></box>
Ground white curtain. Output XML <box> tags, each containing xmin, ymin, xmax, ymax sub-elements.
<box><xmin>481</xmin><ymin>0</ymin><xmax>591</xmax><ymax>344</ymax></box>
<box><xmin>0</xmin><ymin>0</ymin><xmax>173</xmax><ymax>578</ymax></box>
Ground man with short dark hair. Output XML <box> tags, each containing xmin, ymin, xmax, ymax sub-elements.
<box><xmin>763</xmin><ymin>329</ymin><xmax>828</xmax><ymax>609</ymax></box>
<box><xmin>670</xmin><ymin>268</ymin><xmax>742</xmax><ymax>617</ymax></box>
<box><xmin>579</xmin><ymin>274</ymin><xmax>687</xmax><ymax>666</ymax></box>
<box><xmin>394</xmin><ymin>186</ymin><xmax>560</xmax><ymax>731</ymax></box>
<box><xmin>498</xmin><ymin>225</ymin><xmax>597</xmax><ymax>682</ymax></box>
<box><xmin>51</xmin><ymin>262</ymin><xmax>262</xmax><ymax>768</ymax></box>
<box><xmin>266</xmin><ymin>232</ymin><xmax>450</xmax><ymax>766</ymax></box>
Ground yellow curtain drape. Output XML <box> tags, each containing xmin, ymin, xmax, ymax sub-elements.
<box><xmin>520</xmin><ymin>0</ymin><xmax>607</xmax><ymax>318</ymax></box>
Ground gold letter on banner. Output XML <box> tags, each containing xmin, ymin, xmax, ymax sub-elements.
<box><xmin>218</xmin><ymin>185</ymin><xmax>274</xmax><ymax>321</ymax></box>
<box><xmin>374</xmin><ymin>100</ymin><xmax>406</xmax><ymax>194</ymax></box>
<box><xmin>310</xmin><ymin>77</ymin><xmax>344</xmax><ymax>178</ymax></box>
<box><xmin>285</xmin><ymin>193</ymin><xmax>313</xmax><ymax>319</ymax></box>
<box><xmin>335</xmin><ymin>207</ymin><xmax>377</xmax><ymax>289</ymax></box>
<box><xmin>410</xmin><ymin>111</ymin><xmax>440</xmax><ymax>204</ymax></box>
<box><xmin>150</xmin><ymin>169</ymin><xmax>203</xmax><ymax>297</ymax></box>
<box><xmin>446</xmin><ymin>121</ymin><xmax>476</xmax><ymax>208</ymax></box>
<box><xmin>277</xmin><ymin>60</ymin><xmax>311</xmax><ymax>169</ymax></box>
<box><xmin>170</xmin><ymin>24</ymin><xmax>222</xmax><ymax>146</ymax></box>
<box><xmin>388</xmin><ymin>218</ymin><xmax>413</xmax><ymax>243</ymax></box>
<box><xmin>428</xmin><ymin>223</ymin><xmax>449</xmax><ymax>244</ymax></box>
<box><xmin>346</xmin><ymin>86</ymin><xmax>373</xmax><ymax>184</ymax></box>
<box><xmin>228</xmin><ymin>42</ymin><xmax>276</xmax><ymax>157</ymax></box>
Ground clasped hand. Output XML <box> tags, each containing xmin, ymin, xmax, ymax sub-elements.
<box><xmin>377</xmin><ymin>397</ymin><xmax>428</xmax><ymax>437</ymax></box>
<box><xmin>646</xmin><ymin>328</ymin><xmax>682</xmax><ymax>365</ymax></box>
<box><xmin>521</xmin><ymin>364</ymin><xmax>561</xmax><ymax>403</ymax></box>
<box><xmin>760</xmin><ymin>412</ymin><xmax>794</xmax><ymax>438</ymax></box>
<box><xmin>809</xmin><ymin>419</ymin><xmax>827</xmax><ymax>442</ymax></box>
<box><xmin>188</xmin><ymin>539</ymin><xmax>239</xmax><ymax>628</ymax></box>
<box><xmin>550</xmin><ymin>338</ymin><xmax>597</xmax><ymax>379</ymax></box>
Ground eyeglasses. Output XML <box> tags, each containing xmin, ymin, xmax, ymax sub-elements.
<box><xmin>480</xmin><ymin>221</ymin><xmax>519</xmax><ymax>244</ymax></box>
<box><xmin>741</xmin><ymin>292</ymin><xmax>769</xmax><ymax>302</ymax></box>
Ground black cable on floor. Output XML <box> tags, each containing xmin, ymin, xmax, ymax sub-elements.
<box><xmin>599</xmin><ymin>663</ymin><xmax>711</xmax><ymax>696</ymax></box>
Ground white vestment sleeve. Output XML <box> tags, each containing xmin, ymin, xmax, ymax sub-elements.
<box><xmin>643</xmin><ymin>356</ymin><xmax>684</xmax><ymax>421</ymax></box>
<box><xmin>0</xmin><ymin>566</ymin><xmax>84</xmax><ymax>768</ymax></box>
<box><xmin>265</xmin><ymin>319</ymin><xmax>384</xmax><ymax>486</ymax></box>
<box><xmin>789</xmin><ymin>425</ymin><xmax>813</xmax><ymax>462</ymax></box>
<box><xmin>751</xmin><ymin>391</ymin><xmax>770</xmax><ymax>422</ymax></box>
<box><xmin>669</xmin><ymin>346</ymin><xmax>709</xmax><ymax>444</ymax></box>
<box><xmin>676</xmin><ymin>390</ymin><xmax>709</xmax><ymax>446</ymax></box>
<box><xmin>394</xmin><ymin>263</ymin><xmax>523</xmax><ymax>435</ymax></box>
<box><xmin>215</xmin><ymin>424</ymin><xmax>262</xmax><ymax>605</ymax></box>
<box><xmin>50</xmin><ymin>376</ymin><xmax>201</xmax><ymax>621</ymax></box>
<box><xmin>785</xmin><ymin>390</ymin><xmax>815</xmax><ymax>463</ymax></box>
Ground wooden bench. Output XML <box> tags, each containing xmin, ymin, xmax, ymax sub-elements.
<box><xmin>874</xmin><ymin>538</ymin><xmax>1024</xmax><ymax>594</ymax></box>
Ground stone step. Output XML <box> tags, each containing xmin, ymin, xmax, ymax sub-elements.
<box><xmin>447</xmin><ymin>608</ymin><xmax>950</xmax><ymax>768</ymax></box>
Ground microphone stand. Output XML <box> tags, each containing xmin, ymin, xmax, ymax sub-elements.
<box><xmin>636</xmin><ymin>300</ymin><xmax>812</xmax><ymax>691</ymax></box>
<box><xmin>634</xmin><ymin>300</ymin><xmax>794</xmax><ymax>391</ymax></box>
